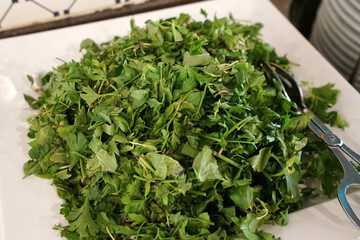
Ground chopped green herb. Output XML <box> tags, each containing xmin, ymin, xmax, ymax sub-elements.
<box><xmin>24</xmin><ymin>12</ymin><xmax>344</xmax><ymax>239</ymax></box>
<box><xmin>304</xmin><ymin>82</ymin><xmax>348</xmax><ymax>129</ymax></box>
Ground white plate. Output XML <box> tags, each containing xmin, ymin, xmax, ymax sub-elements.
<box><xmin>0</xmin><ymin>0</ymin><xmax>359</xmax><ymax>239</ymax></box>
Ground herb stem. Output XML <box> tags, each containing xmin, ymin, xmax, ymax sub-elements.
<box><xmin>189</xmin><ymin>190</ymin><xmax>207</xmax><ymax>196</ymax></box>
<box><xmin>98</xmin><ymin>79</ymin><xmax>107</xmax><ymax>94</ymax></box>
<box><xmin>138</xmin><ymin>156</ymin><xmax>156</xmax><ymax>173</ymax></box>
<box><xmin>223</xmin><ymin>116</ymin><xmax>252</xmax><ymax>138</ymax></box>
<box><xmin>59</xmin><ymin>165</ymin><xmax>70</xmax><ymax>170</ymax></box>
<box><xmin>56</xmin><ymin>101</ymin><xmax>70</xmax><ymax>109</ymax></box>
<box><xmin>165</xmin><ymin>182</ymin><xmax>177</xmax><ymax>190</ymax></box>
<box><xmin>202</xmin><ymin>134</ymin><xmax>221</xmax><ymax>142</ymax></box>
<box><xmin>194</xmin><ymin>83</ymin><xmax>208</xmax><ymax>117</ymax></box>
<box><xmin>228</xmin><ymin>140</ymin><xmax>258</xmax><ymax>144</ymax></box>
<box><xmin>133</xmin><ymin>175</ymin><xmax>148</xmax><ymax>181</ymax></box>
<box><xmin>136</xmin><ymin>222</ymin><xmax>146</xmax><ymax>240</ymax></box>
<box><xmin>79</xmin><ymin>159</ymin><xmax>86</xmax><ymax>179</ymax></box>
<box><xmin>214</xmin><ymin>152</ymin><xmax>242</xmax><ymax>169</ymax></box>
<box><xmin>88</xmin><ymin>122</ymin><xmax>102</xmax><ymax>130</ymax></box>
<box><xmin>71</xmin><ymin>151</ymin><xmax>89</xmax><ymax>160</ymax></box>
<box><xmin>124</xmin><ymin>73</ymin><xmax>142</xmax><ymax>86</ymax></box>
<box><xmin>165</xmin><ymin>90</ymin><xmax>194</xmax><ymax>131</ymax></box>
<box><xmin>106</xmin><ymin>226</ymin><xmax>115</xmax><ymax>240</ymax></box>
<box><xmin>159</xmin><ymin>65</ymin><xmax>165</xmax><ymax>103</ymax></box>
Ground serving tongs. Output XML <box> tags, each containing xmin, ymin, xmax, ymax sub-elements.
<box><xmin>262</xmin><ymin>61</ymin><xmax>360</xmax><ymax>228</ymax></box>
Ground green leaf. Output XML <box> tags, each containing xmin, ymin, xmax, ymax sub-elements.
<box><xmin>286</xmin><ymin>114</ymin><xmax>310</xmax><ymax>133</ymax></box>
<box><xmin>112</xmin><ymin>134</ymin><xmax>129</xmax><ymax>143</ymax></box>
<box><xmin>80</xmin><ymin>86</ymin><xmax>99</xmax><ymax>106</ymax></box>
<box><xmin>82</xmin><ymin>186</ymin><xmax>101</xmax><ymax>201</ymax></box>
<box><xmin>50</xmin><ymin>152</ymin><xmax>69</xmax><ymax>164</ymax></box>
<box><xmin>114</xmin><ymin>225</ymin><xmax>137</xmax><ymax>236</ymax></box>
<box><xmin>328</xmin><ymin>111</ymin><xmax>349</xmax><ymax>129</ymax></box>
<box><xmin>57</xmin><ymin>125</ymin><xmax>75</xmax><ymax>141</ymax></box>
<box><xmin>279</xmin><ymin>171</ymin><xmax>301</xmax><ymax>203</ymax></box>
<box><xmin>192</xmin><ymin>146</ymin><xmax>224</xmax><ymax>182</ymax></box>
<box><xmin>178</xmin><ymin>65</ymin><xmax>197</xmax><ymax>93</ymax></box>
<box><xmin>276</xmin><ymin>207</ymin><xmax>289</xmax><ymax>226</ymax></box>
<box><xmin>24</xmin><ymin>94</ymin><xmax>41</xmax><ymax>109</ymax></box>
<box><xmin>23</xmin><ymin>160</ymin><xmax>41</xmax><ymax>178</ymax></box>
<box><xmin>189</xmin><ymin>38</ymin><xmax>207</xmax><ymax>55</ymax></box>
<box><xmin>229</xmin><ymin>185</ymin><xmax>253</xmax><ymax>211</ymax></box>
<box><xmin>146</xmin><ymin>152</ymin><xmax>184</xmax><ymax>179</ymax></box>
<box><xmin>131</xmin><ymin>89</ymin><xmax>149</xmax><ymax>109</ymax></box>
<box><xmin>178</xmin><ymin>182</ymin><xmax>192</xmax><ymax>195</ymax></box>
<box><xmin>305</xmin><ymin>83</ymin><xmax>348</xmax><ymax>128</ymax></box>
<box><xmin>291</xmin><ymin>136</ymin><xmax>307</xmax><ymax>151</ymax></box>
<box><xmin>80</xmin><ymin>38</ymin><xmax>100</xmax><ymax>53</ymax></box>
<box><xmin>172</xmin><ymin>24</ymin><xmax>183</xmax><ymax>42</ymax></box>
<box><xmin>128</xmin><ymin>213</ymin><xmax>147</xmax><ymax>226</ymax></box>
<box><xmin>27</xmin><ymin>75</ymin><xmax>34</xmax><ymax>85</ymax></box>
<box><xmin>181</xmin><ymin>141</ymin><xmax>198</xmax><ymax>157</ymax></box>
<box><xmin>273</xmin><ymin>155</ymin><xmax>298</xmax><ymax>177</ymax></box>
<box><xmin>249</xmin><ymin>147</ymin><xmax>271</xmax><ymax>172</ymax></box>
<box><xmin>88</xmin><ymin>149</ymin><xmax>118</xmax><ymax>173</ymax></box>
<box><xmin>55</xmin><ymin>169</ymin><xmax>71</xmax><ymax>180</ymax></box>
<box><xmin>200</xmin><ymin>8</ymin><xmax>208</xmax><ymax>18</ymax></box>
<box><xmin>112</xmin><ymin>116</ymin><xmax>130</xmax><ymax>133</ymax></box>
<box><xmin>248</xmin><ymin>74</ymin><xmax>265</xmax><ymax>87</ymax></box>
<box><xmin>310</xmin><ymin>83</ymin><xmax>338</xmax><ymax>106</ymax></box>
<box><xmin>286</xmin><ymin>171</ymin><xmax>301</xmax><ymax>200</ymax></box>
<box><xmin>68</xmin><ymin>199</ymin><xmax>99</xmax><ymax>237</ymax></box>
<box><xmin>41</xmin><ymin>72</ymin><xmax>52</xmax><ymax>86</ymax></box>
<box><xmin>67</xmin><ymin>132</ymin><xmax>88</xmax><ymax>170</ymax></box>
<box><xmin>183</xmin><ymin>50</ymin><xmax>210</xmax><ymax>67</ymax></box>
<box><xmin>35</xmin><ymin>125</ymin><xmax>55</xmax><ymax>145</ymax></box>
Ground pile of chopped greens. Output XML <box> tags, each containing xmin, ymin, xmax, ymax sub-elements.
<box><xmin>24</xmin><ymin>11</ymin><xmax>345</xmax><ymax>240</ymax></box>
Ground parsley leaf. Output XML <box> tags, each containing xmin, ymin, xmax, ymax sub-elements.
<box><xmin>87</xmin><ymin>149</ymin><xmax>118</xmax><ymax>173</ymax></box>
<box><xmin>67</xmin><ymin>199</ymin><xmax>99</xmax><ymax>238</ymax></box>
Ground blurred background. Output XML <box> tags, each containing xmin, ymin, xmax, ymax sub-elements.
<box><xmin>271</xmin><ymin>0</ymin><xmax>360</xmax><ymax>92</ymax></box>
<box><xmin>0</xmin><ymin>0</ymin><xmax>359</xmax><ymax>91</ymax></box>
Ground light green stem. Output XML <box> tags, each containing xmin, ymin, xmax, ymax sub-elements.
<box><xmin>223</xmin><ymin>116</ymin><xmax>252</xmax><ymax>138</ymax></box>
<box><xmin>214</xmin><ymin>152</ymin><xmax>242</xmax><ymax>169</ymax></box>
<box><xmin>138</xmin><ymin>156</ymin><xmax>155</xmax><ymax>173</ymax></box>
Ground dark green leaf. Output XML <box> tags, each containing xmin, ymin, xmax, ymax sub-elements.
<box><xmin>200</xmin><ymin>8</ymin><xmax>208</xmax><ymax>18</ymax></box>
<box><xmin>24</xmin><ymin>94</ymin><xmax>41</xmax><ymax>109</ymax></box>
<box><xmin>68</xmin><ymin>199</ymin><xmax>99</xmax><ymax>237</ymax></box>
<box><xmin>249</xmin><ymin>147</ymin><xmax>271</xmax><ymax>172</ymax></box>
<box><xmin>229</xmin><ymin>185</ymin><xmax>253</xmax><ymax>211</ymax></box>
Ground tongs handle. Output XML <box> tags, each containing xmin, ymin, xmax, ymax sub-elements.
<box><xmin>309</xmin><ymin>114</ymin><xmax>360</xmax><ymax>228</ymax></box>
<box><xmin>330</xmin><ymin>147</ymin><xmax>360</xmax><ymax>227</ymax></box>
<box><xmin>342</xmin><ymin>144</ymin><xmax>360</xmax><ymax>166</ymax></box>
<box><xmin>310</xmin><ymin>114</ymin><xmax>360</xmax><ymax>165</ymax></box>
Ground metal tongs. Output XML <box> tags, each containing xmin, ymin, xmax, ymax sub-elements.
<box><xmin>262</xmin><ymin>61</ymin><xmax>360</xmax><ymax>228</ymax></box>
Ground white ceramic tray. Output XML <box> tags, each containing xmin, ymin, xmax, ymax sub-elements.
<box><xmin>0</xmin><ymin>0</ymin><xmax>359</xmax><ymax>239</ymax></box>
